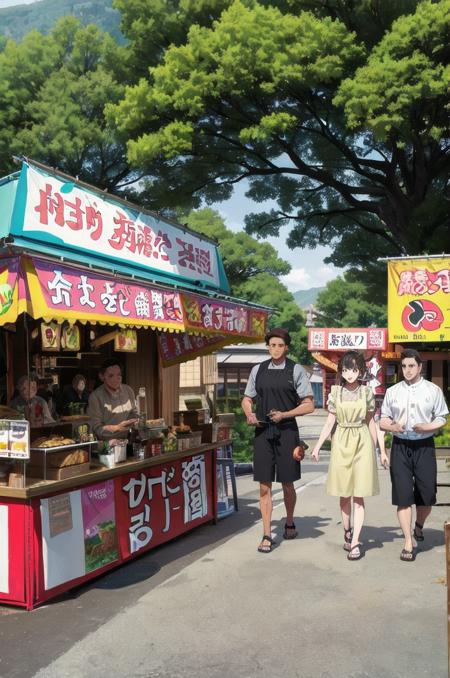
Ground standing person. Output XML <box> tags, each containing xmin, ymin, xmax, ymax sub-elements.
<box><xmin>380</xmin><ymin>349</ymin><xmax>448</xmax><ymax>562</ymax></box>
<box><xmin>59</xmin><ymin>374</ymin><xmax>90</xmax><ymax>415</ymax></box>
<box><xmin>88</xmin><ymin>359</ymin><xmax>138</xmax><ymax>442</ymax></box>
<box><xmin>241</xmin><ymin>328</ymin><xmax>314</xmax><ymax>554</ymax></box>
<box><xmin>311</xmin><ymin>351</ymin><xmax>379</xmax><ymax>561</ymax></box>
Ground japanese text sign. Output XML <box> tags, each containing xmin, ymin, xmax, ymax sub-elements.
<box><xmin>182</xmin><ymin>292</ymin><xmax>267</xmax><ymax>338</ymax></box>
<box><xmin>158</xmin><ymin>331</ymin><xmax>230</xmax><ymax>366</ymax></box>
<box><xmin>308</xmin><ymin>328</ymin><xmax>387</xmax><ymax>351</ymax></box>
<box><xmin>115</xmin><ymin>454</ymin><xmax>213</xmax><ymax>559</ymax></box>
<box><xmin>387</xmin><ymin>257</ymin><xmax>450</xmax><ymax>342</ymax></box>
<box><xmin>13</xmin><ymin>163</ymin><xmax>222</xmax><ymax>289</ymax></box>
<box><xmin>26</xmin><ymin>256</ymin><xmax>184</xmax><ymax>330</ymax></box>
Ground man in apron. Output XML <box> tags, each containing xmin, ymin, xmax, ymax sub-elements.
<box><xmin>241</xmin><ymin>328</ymin><xmax>314</xmax><ymax>553</ymax></box>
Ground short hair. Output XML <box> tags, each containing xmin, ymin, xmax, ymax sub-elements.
<box><xmin>99</xmin><ymin>358</ymin><xmax>123</xmax><ymax>376</ymax></box>
<box><xmin>336</xmin><ymin>351</ymin><xmax>367</xmax><ymax>384</ymax></box>
<box><xmin>400</xmin><ymin>349</ymin><xmax>422</xmax><ymax>365</ymax></box>
<box><xmin>72</xmin><ymin>373</ymin><xmax>85</xmax><ymax>388</ymax></box>
<box><xmin>265</xmin><ymin>327</ymin><xmax>291</xmax><ymax>346</ymax></box>
<box><xmin>16</xmin><ymin>374</ymin><xmax>38</xmax><ymax>389</ymax></box>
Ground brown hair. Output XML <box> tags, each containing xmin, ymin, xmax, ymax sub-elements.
<box><xmin>336</xmin><ymin>351</ymin><xmax>367</xmax><ymax>385</ymax></box>
<box><xmin>400</xmin><ymin>349</ymin><xmax>422</xmax><ymax>365</ymax></box>
<box><xmin>264</xmin><ymin>327</ymin><xmax>291</xmax><ymax>346</ymax></box>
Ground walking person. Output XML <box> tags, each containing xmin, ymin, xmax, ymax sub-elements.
<box><xmin>241</xmin><ymin>328</ymin><xmax>314</xmax><ymax>554</ymax></box>
<box><xmin>380</xmin><ymin>349</ymin><xmax>448</xmax><ymax>562</ymax></box>
<box><xmin>311</xmin><ymin>351</ymin><xmax>379</xmax><ymax>561</ymax></box>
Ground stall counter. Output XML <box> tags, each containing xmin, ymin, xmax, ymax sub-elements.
<box><xmin>0</xmin><ymin>442</ymin><xmax>228</xmax><ymax>610</ymax></box>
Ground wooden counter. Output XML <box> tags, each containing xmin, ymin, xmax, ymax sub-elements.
<box><xmin>0</xmin><ymin>441</ymin><xmax>228</xmax><ymax>500</ymax></box>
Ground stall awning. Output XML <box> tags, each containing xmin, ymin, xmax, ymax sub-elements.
<box><xmin>0</xmin><ymin>255</ymin><xmax>269</xmax><ymax>356</ymax></box>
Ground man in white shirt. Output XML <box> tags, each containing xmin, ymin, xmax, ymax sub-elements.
<box><xmin>380</xmin><ymin>349</ymin><xmax>448</xmax><ymax>561</ymax></box>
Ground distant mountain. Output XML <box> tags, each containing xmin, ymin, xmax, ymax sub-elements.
<box><xmin>293</xmin><ymin>287</ymin><xmax>324</xmax><ymax>309</ymax></box>
<box><xmin>0</xmin><ymin>0</ymin><xmax>123</xmax><ymax>43</ymax></box>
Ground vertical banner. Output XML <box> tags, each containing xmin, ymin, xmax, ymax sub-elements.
<box><xmin>0</xmin><ymin>505</ymin><xmax>8</xmax><ymax>593</ymax></box>
<box><xmin>115</xmin><ymin>453</ymin><xmax>213</xmax><ymax>559</ymax></box>
<box><xmin>387</xmin><ymin>257</ymin><xmax>450</xmax><ymax>342</ymax></box>
<box><xmin>81</xmin><ymin>480</ymin><xmax>118</xmax><ymax>573</ymax></box>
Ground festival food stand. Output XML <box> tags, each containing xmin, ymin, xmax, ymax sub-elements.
<box><xmin>0</xmin><ymin>159</ymin><xmax>269</xmax><ymax>609</ymax></box>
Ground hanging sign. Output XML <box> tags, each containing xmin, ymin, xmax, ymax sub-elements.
<box><xmin>12</xmin><ymin>163</ymin><xmax>223</xmax><ymax>289</ymax></box>
<box><xmin>308</xmin><ymin>328</ymin><xmax>387</xmax><ymax>351</ymax></box>
<box><xmin>182</xmin><ymin>292</ymin><xmax>268</xmax><ymax>339</ymax></box>
<box><xmin>387</xmin><ymin>257</ymin><xmax>450</xmax><ymax>342</ymax></box>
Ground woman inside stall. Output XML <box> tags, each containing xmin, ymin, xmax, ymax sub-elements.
<box><xmin>59</xmin><ymin>374</ymin><xmax>90</xmax><ymax>415</ymax></box>
<box><xmin>10</xmin><ymin>375</ymin><xmax>55</xmax><ymax>426</ymax></box>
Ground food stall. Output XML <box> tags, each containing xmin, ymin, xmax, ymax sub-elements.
<box><xmin>0</xmin><ymin>159</ymin><xmax>269</xmax><ymax>609</ymax></box>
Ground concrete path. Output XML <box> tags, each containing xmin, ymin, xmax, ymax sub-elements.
<box><xmin>0</xmin><ymin>452</ymin><xmax>447</xmax><ymax>678</ymax></box>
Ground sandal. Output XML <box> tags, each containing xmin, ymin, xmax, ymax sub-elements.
<box><xmin>347</xmin><ymin>543</ymin><xmax>362</xmax><ymax>561</ymax></box>
<box><xmin>343</xmin><ymin>528</ymin><xmax>353</xmax><ymax>552</ymax></box>
<box><xmin>400</xmin><ymin>548</ymin><xmax>415</xmax><ymax>562</ymax></box>
<box><xmin>283</xmin><ymin>523</ymin><xmax>298</xmax><ymax>540</ymax></box>
<box><xmin>257</xmin><ymin>535</ymin><xmax>274</xmax><ymax>553</ymax></box>
<box><xmin>413</xmin><ymin>521</ymin><xmax>424</xmax><ymax>542</ymax></box>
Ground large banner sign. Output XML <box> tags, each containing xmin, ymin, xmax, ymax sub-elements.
<box><xmin>11</xmin><ymin>162</ymin><xmax>224</xmax><ymax>289</ymax></box>
<box><xmin>158</xmin><ymin>331</ymin><xmax>230</xmax><ymax>366</ymax></box>
<box><xmin>387</xmin><ymin>257</ymin><xmax>450</xmax><ymax>342</ymax></box>
<box><xmin>115</xmin><ymin>454</ymin><xmax>213</xmax><ymax>559</ymax></box>
<box><xmin>26</xmin><ymin>256</ymin><xmax>184</xmax><ymax>331</ymax></box>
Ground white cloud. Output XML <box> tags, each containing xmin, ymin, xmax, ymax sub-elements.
<box><xmin>280</xmin><ymin>265</ymin><xmax>340</xmax><ymax>292</ymax></box>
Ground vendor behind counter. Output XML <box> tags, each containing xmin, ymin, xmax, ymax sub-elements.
<box><xmin>57</xmin><ymin>374</ymin><xmax>90</xmax><ymax>415</ymax></box>
<box><xmin>87</xmin><ymin>359</ymin><xmax>138</xmax><ymax>441</ymax></box>
<box><xmin>10</xmin><ymin>375</ymin><xmax>55</xmax><ymax>426</ymax></box>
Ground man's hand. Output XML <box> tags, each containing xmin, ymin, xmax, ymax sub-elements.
<box><xmin>391</xmin><ymin>421</ymin><xmax>405</xmax><ymax>433</ymax></box>
<box><xmin>293</xmin><ymin>446</ymin><xmax>305</xmax><ymax>461</ymax></box>
<box><xmin>246</xmin><ymin>413</ymin><xmax>258</xmax><ymax>426</ymax></box>
<box><xmin>268</xmin><ymin>410</ymin><xmax>284</xmax><ymax>424</ymax></box>
<box><xmin>412</xmin><ymin>423</ymin><xmax>430</xmax><ymax>433</ymax></box>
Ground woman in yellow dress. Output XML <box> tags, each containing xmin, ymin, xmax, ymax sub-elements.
<box><xmin>311</xmin><ymin>351</ymin><xmax>379</xmax><ymax>560</ymax></box>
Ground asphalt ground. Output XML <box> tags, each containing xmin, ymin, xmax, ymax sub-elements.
<box><xmin>0</xmin><ymin>413</ymin><xmax>449</xmax><ymax>678</ymax></box>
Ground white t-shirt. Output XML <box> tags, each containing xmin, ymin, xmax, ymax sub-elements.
<box><xmin>244</xmin><ymin>360</ymin><xmax>313</xmax><ymax>400</ymax></box>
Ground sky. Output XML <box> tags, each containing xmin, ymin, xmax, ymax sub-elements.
<box><xmin>0</xmin><ymin>0</ymin><xmax>37</xmax><ymax>6</ymax></box>
<box><xmin>215</xmin><ymin>180</ymin><xmax>341</xmax><ymax>293</ymax></box>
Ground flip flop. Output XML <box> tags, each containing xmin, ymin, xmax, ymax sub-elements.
<box><xmin>283</xmin><ymin>523</ymin><xmax>298</xmax><ymax>539</ymax></box>
<box><xmin>413</xmin><ymin>521</ymin><xmax>424</xmax><ymax>542</ymax></box>
<box><xmin>400</xmin><ymin>548</ymin><xmax>415</xmax><ymax>562</ymax></box>
<box><xmin>347</xmin><ymin>543</ymin><xmax>362</xmax><ymax>561</ymax></box>
<box><xmin>257</xmin><ymin>535</ymin><xmax>274</xmax><ymax>553</ymax></box>
<box><xmin>343</xmin><ymin>528</ymin><xmax>353</xmax><ymax>552</ymax></box>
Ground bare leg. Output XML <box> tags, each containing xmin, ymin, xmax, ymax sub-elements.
<box><xmin>351</xmin><ymin>497</ymin><xmax>365</xmax><ymax>547</ymax></box>
<box><xmin>397</xmin><ymin>505</ymin><xmax>413</xmax><ymax>551</ymax></box>
<box><xmin>282</xmin><ymin>482</ymin><xmax>297</xmax><ymax>525</ymax></box>
<box><xmin>415</xmin><ymin>505</ymin><xmax>432</xmax><ymax>537</ymax></box>
<box><xmin>340</xmin><ymin>496</ymin><xmax>351</xmax><ymax>531</ymax></box>
<box><xmin>259</xmin><ymin>482</ymin><xmax>273</xmax><ymax>539</ymax></box>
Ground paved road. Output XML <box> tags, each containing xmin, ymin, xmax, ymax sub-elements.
<box><xmin>1</xmin><ymin>448</ymin><xmax>449</xmax><ymax>678</ymax></box>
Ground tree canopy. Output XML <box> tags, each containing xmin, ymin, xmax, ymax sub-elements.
<box><xmin>314</xmin><ymin>273</ymin><xmax>387</xmax><ymax>328</ymax></box>
<box><xmin>0</xmin><ymin>17</ymin><xmax>134</xmax><ymax>190</ymax></box>
<box><xmin>185</xmin><ymin>208</ymin><xmax>309</xmax><ymax>361</ymax></box>
<box><xmin>109</xmin><ymin>0</ymin><xmax>450</xmax><ymax>275</ymax></box>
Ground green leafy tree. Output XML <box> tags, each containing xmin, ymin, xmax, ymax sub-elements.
<box><xmin>185</xmin><ymin>208</ymin><xmax>310</xmax><ymax>362</ymax></box>
<box><xmin>314</xmin><ymin>273</ymin><xmax>387</xmax><ymax>328</ymax></box>
<box><xmin>109</xmin><ymin>0</ymin><xmax>450</xmax><ymax>274</ymax></box>
<box><xmin>0</xmin><ymin>17</ymin><xmax>136</xmax><ymax>190</ymax></box>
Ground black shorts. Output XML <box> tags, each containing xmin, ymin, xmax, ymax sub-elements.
<box><xmin>253</xmin><ymin>425</ymin><xmax>300</xmax><ymax>484</ymax></box>
<box><xmin>390</xmin><ymin>436</ymin><xmax>437</xmax><ymax>507</ymax></box>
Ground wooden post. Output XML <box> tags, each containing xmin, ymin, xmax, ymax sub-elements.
<box><xmin>445</xmin><ymin>522</ymin><xmax>450</xmax><ymax>678</ymax></box>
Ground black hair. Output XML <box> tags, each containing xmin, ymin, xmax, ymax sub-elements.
<box><xmin>400</xmin><ymin>349</ymin><xmax>422</xmax><ymax>366</ymax></box>
<box><xmin>264</xmin><ymin>327</ymin><xmax>291</xmax><ymax>346</ymax></box>
<box><xmin>336</xmin><ymin>351</ymin><xmax>367</xmax><ymax>385</ymax></box>
<box><xmin>99</xmin><ymin>358</ymin><xmax>123</xmax><ymax>375</ymax></box>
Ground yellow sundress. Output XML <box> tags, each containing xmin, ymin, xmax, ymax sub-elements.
<box><xmin>326</xmin><ymin>384</ymin><xmax>379</xmax><ymax>497</ymax></box>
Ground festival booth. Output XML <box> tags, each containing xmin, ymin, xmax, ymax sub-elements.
<box><xmin>308</xmin><ymin>327</ymin><xmax>389</xmax><ymax>403</ymax></box>
<box><xmin>0</xmin><ymin>160</ymin><xmax>269</xmax><ymax>609</ymax></box>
